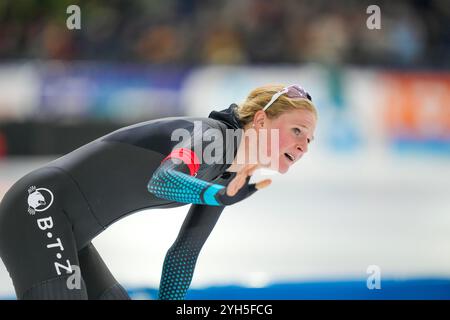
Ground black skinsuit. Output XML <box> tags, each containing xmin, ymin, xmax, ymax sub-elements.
<box><xmin>0</xmin><ymin>104</ymin><xmax>255</xmax><ymax>300</ymax></box>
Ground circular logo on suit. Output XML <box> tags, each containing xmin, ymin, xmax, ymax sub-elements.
<box><xmin>27</xmin><ymin>186</ymin><xmax>54</xmax><ymax>215</ymax></box>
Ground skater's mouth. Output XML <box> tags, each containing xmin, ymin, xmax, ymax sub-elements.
<box><xmin>284</xmin><ymin>152</ymin><xmax>295</xmax><ymax>162</ymax></box>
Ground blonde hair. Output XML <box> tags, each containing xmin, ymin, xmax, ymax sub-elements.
<box><xmin>235</xmin><ymin>84</ymin><xmax>317</xmax><ymax>126</ymax></box>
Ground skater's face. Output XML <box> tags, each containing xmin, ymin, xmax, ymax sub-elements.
<box><xmin>251</xmin><ymin>108</ymin><xmax>316</xmax><ymax>174</ymax></box>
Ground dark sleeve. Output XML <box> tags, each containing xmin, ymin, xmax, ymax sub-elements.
<box><xmin>157</xmin><ymin>203</ymin><xmax>225</xmax><ymax>300</ymax></box>
<box><xmin>147</xmin><ymin>147</ymin><xmax>226</xmax><ymax>206</ymax></box>
<box><xmin>147</xmin><ymin>122</ymin><xmax>258</xmax><ymax>206</ymax></box>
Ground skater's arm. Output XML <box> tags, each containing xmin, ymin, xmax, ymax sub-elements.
<box><xmin>158</xmin><ymin>204</ymin><xmax>225</xmax><ymax>300</ymax></box>
<box><xmin>147</xmin><ymin>148</ymin><xmax>263</xmax><ymax>206</ymax></box>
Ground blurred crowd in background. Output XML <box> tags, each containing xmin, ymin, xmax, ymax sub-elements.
<box><xmin>0</xmin><ymin>0</ymin><xmax>449</xmax><ymax>67</ymax></box>
<box><xmin>0</xmin><ymin>0</ymin><xmax>448</xmax><ymax>157</ymax></box>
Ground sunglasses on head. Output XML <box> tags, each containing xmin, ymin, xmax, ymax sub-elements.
<box><xmin>262</xmin><ymin>85</ymin><xmax>312</xmax><ymax>111</ymax></box>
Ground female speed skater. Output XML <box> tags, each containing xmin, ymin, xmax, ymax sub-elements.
<box><xmin>0</xmin><ymin>84</ymin><xmax>317</xmax><ymax>300</ymax></box>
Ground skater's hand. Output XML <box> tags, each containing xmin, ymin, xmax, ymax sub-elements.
<box><xmin>226</xmin><ymin>164</ymin><xmax>271</xmax><ymax>196</ymax></box>
<box><xmin>214</xmin><ymin>164</ymin><xmax>271</xmax><ymax>206</ymax></box>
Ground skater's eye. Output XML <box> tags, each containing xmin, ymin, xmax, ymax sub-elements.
<box><xmin>293</xmin><ymin>128</ymin><xmax>301</xmax><ymax>136</ymax></box>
